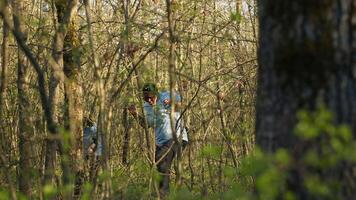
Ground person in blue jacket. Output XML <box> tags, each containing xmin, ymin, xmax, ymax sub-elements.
<box><xmin>83</xmin><ymin>115</ymin><xmax>102</xmax><ymax>158</ymax></box>
<box><xmin>129</xmin><ymin>83</ymin><xmax>188</xmax><ymax>196</ymax></box>
<box><xmin>83</xmin><ymin>114</ymin><xmax>102</xmax><ymax>181</ymax></box>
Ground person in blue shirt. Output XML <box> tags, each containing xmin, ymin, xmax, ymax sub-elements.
<box><xmin>83</xmin><ymin>114</ymin><xmax>102</xmax><ymax>181</ymax></box>
<box><xmin>129</xmin><ymin>83</ymin><xmax>188</xmax><ymax>196</ymax></box>
<box><xmin>83</xmin><ymin>115</ymin><xmax>102</xmax><ymax>158</ymax></box>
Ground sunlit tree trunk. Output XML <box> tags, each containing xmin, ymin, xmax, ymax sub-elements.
<box><xmin>53</xmin><ymin>0</ymin><xmax>83</xmax><ymax>198</ymax></box>
<box><xmin>165</xmin><ymin>0</ymin><xmax>183</xmax><ymax>188</ymax></box>
<box><xmin>0</xmin><ymin>3</ymin><xmax>8</xmax><ymax>117</ymax></box>
<box><xmin>43</xmin><ymin>1</ymin><xmax>79</xmax><ymax>191</ymax></box>
<box><xmin>62</xmin><ymin>14</ymin><xmax>84</xmax><ymax>200</ymax></box>
<box><xmin>12</xmin><ymin>0</ymin><xmax>33</xmax><ymax>196</ymax></box>
<box><xmin>236</xmin><ymin>0</ymin><xmax>242</xmax><ymax>14</ymax></box>
<box><xmin>257</xmin><ymin>0</ymin><xmax>356</xmax><ymax>198</ymax></box>
<box><xmin>0</xmin><ymin>1</ymin><xmax>9</xmax><ymax>152</ymax></box>
<box><xmin>83</xmin><ymin>0</ymin><xmax>112</xmax><ymax>196</ymax></box>
<box><xmin>121</xmin><ymin>0</ymin><xmax>134</xmax><ymax>167</ymax></box>
<box><xmin>16</xmin><ymin>44</ymin><xmax>32</xmax><ymax>197</ymax></box>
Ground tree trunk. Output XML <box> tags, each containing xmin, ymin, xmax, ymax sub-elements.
<box><xmin>122</xmin><ymin>108</ymin><xmax>131</xmax><ymax>165</ymax></box>
<box><xmin>51</xmin><ymin>0</ymin><xmax>83</xmax><ymax>198</ymax></box>
<box><xmin>62</xmin><ymin>12</ymin><xmax>84</xmax><ymax>200</ymax></box>
<box><xmin>0</xmin><ymin>1</ymin><xmax>9</xmax><ymax>152</ymax></box>
<box><xmin>165</xmin><ymin>0</ymin><xmax>183</xmax><ymax>187</ymax></box>
<box><xmin>17</xmin><ymin>48</ymin><xmax>32</xmax><ymax>197</ymax></box>
<box><xmin>43</xmin><ymin>0</ymin><xmax>79</xmax><ymax>189</ymax></box>
<box><xmin>257</xmin><ymin>0</ymin><xmax>356</xmax><ymax>150</ymax></box>
<box><xmin>257</xmin><ymin>0</ymin><xmax>356</xmax><ymax>198</ymax></box>
<box><xmin>0</xmin><ymin>4</ymin><xmax>8</xmax><ymax>116</ymax></box>
<box><xmin>12</xmin><ymin>0</ymin><xmax>32</xmax><ymax>196</ymax></box>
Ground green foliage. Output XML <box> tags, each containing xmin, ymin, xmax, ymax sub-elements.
<box><xmin>43</xmin><ymin>184</ymin><xmax>57</xmax><ymax>199</ymax></box>
<box><xmin>236</xmin><ymin>148</ymin><xmax>291</xmax><ymax>200</ymax></box>
<box><xmin>0</xmin><ymin>188</ymin><xmax>10</xmax><ymax>200</ymax></box>
<box><xmin>80</xmin><ymin>182</ymin><xmax>93</xmax><ymax>200</ymax></box>
<box><xmin>168</xmin><ymin>186</ymin><xmax>195</xmax><ymax>200</ymax></box>
<box><xmin>59</xmin><ymin>126</ymin><xmax>71</xmax><ymax>151</ymax></box>
<box><xmin>295</xmin><ymin>106</ymin><xmax>356</xmax><ymax>170</ymax></box>
<box><xmin>230</xmin><ymin>12</ymin><xmax>242</xmax><ymax>23</ymax></box>
<box><xmin>221</xmin><ymin>106</ymin><xmax>356</xmax><ymax>200</ymax></box>
<box><xmin>125</xmin><ymin>184</ymin><xmax>149</xmax><ymax>200</ymax></box>
<box><xmin>304</xmin><ymin>175</ymin><xmax>331</xmax><ymax>197</ymax></box>
<box><xmin>3</xmin><ymin>105</ymin><xmax>355</xmax><ymax>199</ymax></box>
<box><xmin>200</xmin><ymin>144</ymin><xmax>223</xmax><ymax>159</ymax></box>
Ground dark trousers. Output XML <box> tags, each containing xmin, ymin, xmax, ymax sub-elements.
<box><xmin>155</xmin><ymin>139</ymin><xmax>187</xmax><ymax>195</ymax></box>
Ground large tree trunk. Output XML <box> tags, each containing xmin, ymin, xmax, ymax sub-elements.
<box><xmin>256</xmin><ymin>0</ymin><xmax>356</xmax><ymax>198</ymax></box>
<box><xmin>42</xmin><ymin>0</ymin><xmax>80</xmax><ymax>191</ymax></box>
<box><xmin>0</xmin><ymin>1</ymin><xmax>9</xmax><ymax>151</ymax></box>
<box><xmin>12</xmin><ymin>0</ymin><xmax>32</xmax><ymax>196</ymax></box>
<box><xmin>257</xmin><ymin>0</ymin><xmax>356</xmax><ymax>151</ymax></box>
<box><xmin>58</xmin><ymin>3</ymin><xmax>84</xmax><ymax>198</ymax></box>
<box><xmin>0</xmin><ymin>3</ymin><xmax>8</xmax><ymax>116</ymax></box>
<box><xmin>16</xmin><ymin>47</ymin><xmax>32</xmax><ymax>197</ymax></box>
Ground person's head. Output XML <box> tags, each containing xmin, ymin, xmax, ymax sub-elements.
<box><xmin>142</xmin><ymin>83</ymin><xmax>158</xmax><ymax>105</ymax></box>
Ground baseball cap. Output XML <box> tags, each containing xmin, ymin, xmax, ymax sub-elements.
<box><xmin>142</xmin><ymin>83</ymin><xmax>158</xmax><ymax>95</ymax></box>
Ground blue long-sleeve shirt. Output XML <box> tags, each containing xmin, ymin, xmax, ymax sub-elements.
<box><xmin>83</xmin><ymin>123</ymin><xmax>102</xmax><ymax>156</ymax></box>
<box><xmin>143</xmin><ymin>91</ymin><xmax>188</xmax><ymax>146</ymax></box>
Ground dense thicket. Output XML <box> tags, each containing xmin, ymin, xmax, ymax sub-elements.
<box><xmin>0</xmin><ymin>0</ymin><xmax>257</xmax><ymax>199</ymax></box>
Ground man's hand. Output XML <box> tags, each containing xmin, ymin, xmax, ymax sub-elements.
<box><xmin>163</xmin><ymin>99</ymin><xmax>170</xmax><ymax>106</ymax></box>
<box><xmin>88</xmin><ymin>143</ymin><xmax>96</xmax><ymax>155</ymax></box>
<box><xmin>163</xmin><ymin>99</ymin><xmax>181</xmax><ymax>111</ymax></box>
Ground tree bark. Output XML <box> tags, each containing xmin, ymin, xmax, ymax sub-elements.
<box><xmin>0</xmin><ymin>3</ymin><xmax>8</xmax><ymax>116</ymax></box>
<box><xmin>0</xmin><ymin>0</ymin><xmax>9</xmax><ymax>151</ymax></box>
<box><xmin>12</xmin><ymin>0</ymin><xmax>32</xmax><ymax>196</ymax></box>
<box><xmin>16</xmin><ymin>48</ymin><xmax>32</xmax><ymax>197</ymax></box>
<box><xmin>257</xmin><ymin>0</ymin><xmax>356</xmax><ymax>198</ymax></box>
<box><xmin>122</xmin><ymin>108</ymin><xmax>131</xmax><ymax>165</ymax></box>
<box><xmin>56</xmin><ymin>1</ymin><xmax>83</xmax><ymax>197</ymax></box>
<box><xmin>43</xmin><ymin>0</ymin><xmax>79</xmax><ymax>188</ymax></box>
<box><xmin>257</xmin><ymin>0</ymin><xmax>355</xmax><ymax>149</ymax></box>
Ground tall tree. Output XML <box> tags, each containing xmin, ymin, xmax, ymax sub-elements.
<box><xmin>44</xmin><ymin>0</ymin><xmax>79</xmax><ymax>189</ymax></box>
<box><xmin>256</xmin><ymin>0</ymin><xmax>356</xmax><ymax>198</ymax></box>
<box><xmin>0</xmin><ymin>1</ymin><xmax>18</xmax><ymax>199</ymax></box>
<box><xmin>54</xmin><ymin>0</ymin><xmax>83</xmax><ymax>198</ymax></box>
<box><xmin>12</xmin><ymin>0</ymin><xmax>32</xmax><ymax>196</ymax></box>
<box><xmin>0</xmin><ymin>0</ymin><xmax>9</xmax><ymax>151</ymax></box>
<box><xmin>0</xmin><ymin>1</ymin><xmax>8</xmax><ymax>116</ymax></box>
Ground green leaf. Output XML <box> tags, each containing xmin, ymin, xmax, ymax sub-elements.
<box><xmin>230</xmin><ymin>12</ymin><xmax>242</xmax><ymax>23</ymax></box>
<box><xmin>256</xmin><ymin>167</ymin><xmax>282</xmax><ymax>200</ymax></box>
<box><xmin>337</xmin><ymin>125</ymin><xmax>352</xmax><ymax>141</ymax></box>
<box><xmin>304</xmin><ymin>175</ymin><xmax>330</xmax><ymax>197</ymax></box>
<box><xmin>275</xmin><ymin>149</ymin><xmax>291</xmax><ymax>167</ymax></box>
<box><xmin>201</xmin><ymin>145</ymin><xmax>222</xmax><ymax>159</ymax></box>
<box><xmin>0</xmin><ymin>188</ymin><xmax>10</xmax><ymax>200</ymax></box>
<box><xmin>43</xmin><ymin>184</ymin><xmax>57</xmax><ymax>199</ymax></box>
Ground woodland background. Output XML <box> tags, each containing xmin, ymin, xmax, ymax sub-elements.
<box><xmin>0</xmin><ymin>0</ymin><xmax>355</xmax><ymax>199</ymax></box>
<box><xmin>0</xmin><ymin>0</ymin><xmax>257</xmax><ymax>199</ymax></box>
